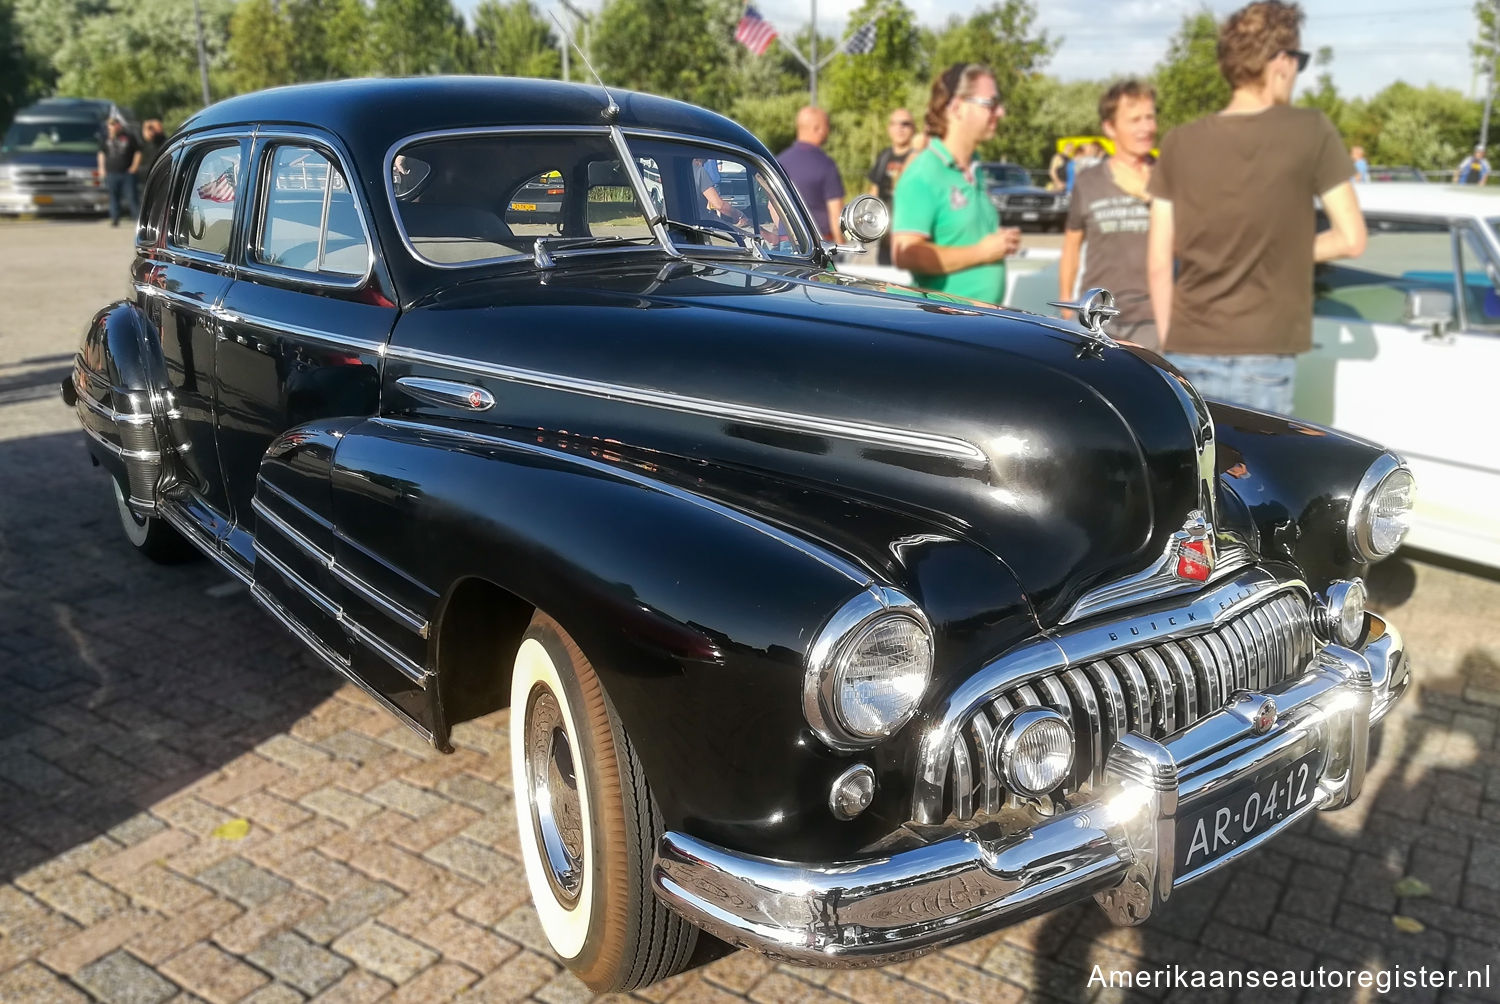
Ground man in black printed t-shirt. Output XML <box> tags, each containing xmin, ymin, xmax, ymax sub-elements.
<box><xmin>97</xmin><ymin>116</ymin><xmax>141</xmax><ymax>227</ymax></box>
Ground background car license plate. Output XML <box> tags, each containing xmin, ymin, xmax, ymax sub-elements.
<box><xmin>1176</xmin><ymin>749</ymin><xmax>1323</xmax><ymax>875</ymax></box>
<box><xmin>1021</xmin><ymin>211</ymin><xmax>1039</xmax><ymax>220</ymax></box>
<box><xmin>510</xmin><ymin>202</ymin><xmax>536</xmax><ymax>211</ymax></box>
<box><xmin>33</xmin><ymin>194</ymin><xmax>53</xmax><ymax>205</ymax></box>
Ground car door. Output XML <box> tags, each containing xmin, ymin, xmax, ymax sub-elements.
<box><xmin>1295</xmin><ymin>215</ymin><xmax>1500</xmax><ymax>564</ymax></box>
<box><xmin>134</xmin><ymin>135</ymin><xmax>248</xmax><ymax>540</ymax></box>
<box><xmin>212</xmin><ymin>132</ymin><xmax>406</xmax><ymax>689</ymax></box>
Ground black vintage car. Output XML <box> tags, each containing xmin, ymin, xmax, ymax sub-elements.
<box><xmin>981</xmin><ymin>160</ymin><xmax>1068</xmax><ymax>231</ymax></box>
<box><xmin>65</xmin><ymin>77</ymin><xmax>1415</xmax><ymax>991</ymax></box>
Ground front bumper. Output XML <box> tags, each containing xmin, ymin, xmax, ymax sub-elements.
<box><xmin>654</xmin><ymin>613</ymin><xmax>1407</xmax><ymax>966</ymax></box>
<box><xmin>0</xmin><ymin>187</ymin><xmax>108</xmax><ymax>215</ymax></box>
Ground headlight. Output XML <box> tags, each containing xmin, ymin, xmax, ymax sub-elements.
<box><xmin>1348</xmin><ymin>454</ymin><xmax>1415</xmax><ymax>562</ymax></box>
<box><xmin>996</xmin><ymin>708</ymin><xmax>1074</xmax><ymax>797</ymax></box>
<box><xmin>804</xmin><ymin>588</ymin><xmax>933</xmax><ymax>749</ymax></box>
<box><xmin>1318</xmin><ymin>579</ymin><xmax>1367</xmax><ymax>646</ymax></box>
<box><xmin>65</xmin><ymin>167</ymin><xmax>95</xmax><ymax>179</ymax></box>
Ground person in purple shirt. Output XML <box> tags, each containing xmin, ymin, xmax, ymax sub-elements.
<box><xmin>777</xmin><ymin>106</ymin><xmax>845</xmax><ymax>242</ymax></box>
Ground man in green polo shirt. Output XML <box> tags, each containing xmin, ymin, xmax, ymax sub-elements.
<box><xmin>892</xmin><ymin>63</ymin><xmax>1020</xmax><ymax>304</ymax></box>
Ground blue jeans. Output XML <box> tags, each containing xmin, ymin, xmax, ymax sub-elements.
<box><xmin>1164</xmin><ymin>352</ymin><xmax>1296</xmax><ymax>415</ymax></box>
<box><xmin>105</xmin><ymin>172</ymin><xmax>137</xmax><ymax>224</ymax></box>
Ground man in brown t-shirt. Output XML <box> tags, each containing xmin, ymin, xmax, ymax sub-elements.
<box><xmin>1059</xmin><ymin>80</ymin><xmax>1159</xmax><ymax>351</ymax></box>
<box><xmin>1146</xmin><ymin>0</ymin><xmax>1366</xmax><ymax>414</ymax></box>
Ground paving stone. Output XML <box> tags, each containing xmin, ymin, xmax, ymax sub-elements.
<box><xmin>0</xmin><ymin>960</ymin><xmax>89</xmax><ymax>1003</ymax></box>
<box><xmin>197</xmin><ymin>857</ymin><xmax>293</xmax><ymax>908</ymax></box>
<box><xmin>239</xmin><ymin>984</ymin><xmax>306</xmax><ymax>1004</ymax></box>
<box><xmin>294</xmin><ymin>881</ymin><xmax>402</xmax><ymax>945</ymax></box>
<box><xmin>228</xmin><ymin>792</ymin><xmax>313</xmax><ymax>833</ymax></box>
<box><xmin>74</xmin><ymin>949</ymin><xmax>178</xmax><ymax>1004</ymax></box>
<box><xmin>89</xmin><ymin>828</ymin><xmax>196</xmax><ymax>886</ymax></box>
<box><xmin>39</xmin><ymin>906</ymin><xmax>155</xmax><ymax>974</ymax></box>
<box><xmin>111</xmin><ymin>864</ymin><xmax>213</xmax><ymax>916</ymax></box>
<box><xmin>377</xmin><ymin>876</ymin><xmax>479</xmax><ymax>936</ymax></box>
<box><xmin>105</xmin><ymin>813</ymin><xmax>170</xmax><ymax>848</ymax></box>
<box><xmin>304</xmin><ymin>969</ymin><xmax>392</xmax><ymax>1003</ymax></box>
<box><xmin>388</xmin><ymin>961</ymin><xmax>477</xmax><ymax>1002</ymax></box>
<box><xmin>363</xmin><ymin>779</ymin><xmax>447</xmax><ymax>819</ymax></box>
<box><xmin>33</xmin><ymin>872</ymin><xmax>129</xmax><ymax>925</ymax></box>
<box><xmin>214</xmin><ymin>888</ymin><xmax>324</xmax><ymax>955</ymax></box>
<box><xmin>388</xmin><ymin>801</ymin><xmax>482</xmax><ymax>854</ymax></box>
<box><xmin>423</xmin><ymin>837</ymin><xmax>512</xmax><ymax>885</ymax></box>
<box><xmin>897</xmin><ymin>954</ymin><xmax>1027</xmax><ymax>1004</ymax></box>
<box><xmin>274</xmin><ymin>852</ymin><xmax>358</xmax><ymax>900</ymax></box>
<box><xmin>410</xmin><ymin>911</ymin><xmax>519</xmax><ymax>974</ymax></box>
<box><xmin>0</xmin><ymin>885</ymin><xmax>50</xmax><ymax>934</ymax></box>
<box><xmin>246</xmin><ymin>931</ymin><xmax>351</xmax><ymax>997</ymax></box>
<box><xmin>159</xmin><ymin>942</ymin><xmax>271</xmax><ymax>1004</ymax></box>
<box><xmin>125</xmin><ymin>897</ymin><xmax>244</xmax><ymax>966</ymax></box>
<box><xmin>435</xmin><ymin>774</ymin><xmax>511</xmax><ymax>814</ymax></box>
<box><xmin>330</xmin><ymin>921</ymin><xmax>438</xmax><ymax>984</ymax></box>
<box><xmin>256</xmin><ymin>736</ymin><xmax>332</xmax><ymax>772</ymax></box>
<box><xmin>456</xmin><ymin>951</ymin><xmax>558</xmax><ymax>1003</ymax></box>
<box><xmin>317</xmin><ymin>731</ymin><xmax>393</xmax><ymax>764</ymax></box>
<box><xmin>297</xmin><ymin>788</ymin><xmax>379</xmax><ymax>827</ymax></box>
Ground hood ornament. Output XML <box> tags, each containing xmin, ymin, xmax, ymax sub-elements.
<box><xmin>1173</xmin><ymin>509</ymin><xmax>1216</xmax><ymax>582</ymax></box>
<box><xmin>1048</xmin><ymin>287</ymin><xmax>1121</xmax><ymax>351</ymax></box>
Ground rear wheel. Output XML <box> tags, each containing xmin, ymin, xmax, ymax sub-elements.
<box><xmin>510</xmin><ymin>612</ymin><xmax>696</xmax><ymax>992</ymax></box>
<box><xmin>111</xmin><ymin>477</ymin><xmax>196</xmax><ymax>563</ymax></box>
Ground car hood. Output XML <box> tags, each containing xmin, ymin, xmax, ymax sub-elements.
<box><xmin>988</xmin><ymin>184</ymin><xmax>1056</xmax><ymax>198</ymax></box>
<box><xmin>0</xmin><ymin>150</ymin><xmax>96</xmax><ymax>168</ymax></box>
<box><xmin>393</xmin><ymin>258</ymin><xmax>1221</xmax><ymax>626</ymax></box>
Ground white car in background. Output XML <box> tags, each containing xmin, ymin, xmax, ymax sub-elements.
<box><xmin>1003</xmin><ymin>183</ymin><xmax>1500</xmax><ymax>569</ymax></box>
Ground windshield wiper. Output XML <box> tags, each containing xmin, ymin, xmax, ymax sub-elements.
<box><xmin>661</xmin><ymin>218</ymin><xmax>767</xmax><ymax>260</ymax></box>
<box><xmin>532</xmin><ymin>234</ymin><xmax>655</xmax><ymax>269</ymax></box>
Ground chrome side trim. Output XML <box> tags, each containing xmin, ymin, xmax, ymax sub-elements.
<box><xmin>374</xmin><ymin>417</ymin><xmax>871</xmax><ymax>587</ymax></box>
<box><xmin>158</xmin><ymin>502</ymin><xmax>253</xmax><ymax>586</ymax></box>
<box><xmin>384</xmin><ymin>346</ymin><xmax>986</xmax><ymax>465</ymax></box>
<box><xmin>214</xmin><ymin>307</ymin><xmax>386</xmax><ymax>355</ymax></box>
<box><xmin>72</xmin><ymin>373</ymin><xmax>154</xmax><ymax>426</ymax></box>
<box><xmin>254</xmin><ymin>540</ymin><xmax>340</xmax><ymax>619</ymax></box>
<box><xmin>253</xmin><ymin>495</ymin><xmax>431</xmax><ymax>642</ymax></box>
<box><xmin>252</xmin><ymin>583</ymin><xmax>437</xmax><ymax>745</ymax></box>
<box><xmin>133</xmin><ymin>282</ymin><xmax>211</xmax><ymax>313</ymax></box>
<box><xmin>395</xmin><ymin>376</ymin><xmax>495</xmax><ymax>412</ymax></box>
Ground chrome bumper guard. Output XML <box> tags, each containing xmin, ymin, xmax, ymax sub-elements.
<box><xmin>653</xmin><ymin>614</ymin><xmax>1407</xmax><ymax>966</ymax></box>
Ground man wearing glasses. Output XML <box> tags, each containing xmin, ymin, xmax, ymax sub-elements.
<box><xmin>1147</xmin><ymin>0</ymin><xmax>1365</xmax><ymax>415</ymax></box>
<box><xmin>866</xmin><ymin>109</ymin><xmax>917</xmax><ymax>265</ymax></box>
<box><xmin>891</xmin><ymin>63</ymin><xmax>1021</xmax><ymax>305</ymax></box>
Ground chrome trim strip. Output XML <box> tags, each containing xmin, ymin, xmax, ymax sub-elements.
<box><xmin>255</xmin><ymin>478</ymin><xmax>334</xmax><ymax>530</ymax></box>
<box><xmin>251</xmin><ymin>497</ymin><xmax>331</xmax><ymax>565</ymax></box>
<box><xmin>214</xmin><ymin>307</ymin><xmax>386</xmax><ymax>354</ymax></box>
<box><xmin>133</xmin><ymin>281</ymin><xmax>210</xmax><ymax>312</ymax></box>
<box><xmin>395</xmin><ymin>376</ymin><xmax>495</xmax><ymax>412</ymax></box>
<box><xmin>158</xmin><ymin>502</ymin><xmax>253</xmax><ymax>586</ymax></box>
<box><xmin>254</xmin><ymin>539</ymin><xmax>429</xmax><ymax>687</ymax></box>
<box><xmin>374</xmin><ymin>417</ymin><xmax>872</xmax><ymax>587</ymax></box>
<box><xmin>384</xmin><ymin>346</ymin><xmax>986</xmax><ymax>464</ymax></box>
<box><xmin>332</xmin><ymin>562</ymin><xmax>430</xmax><ymax>640</ymax></box>
<box><xmin>252</xmin><ymin>583</ymin><xmax>436</xmax><ymax>745</ymax></box>
<box><xmin>72</xmin><ymin>373</ymin><xmax>154</xmax><ymax>426</ymax></box>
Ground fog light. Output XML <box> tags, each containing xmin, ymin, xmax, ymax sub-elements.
<box><xmin>995</xmin><ymin>708</ymin><xmax>1074</xmax><ymax>798</ymax></box>
<box><xmin>1319</xmin><ymin>579</ymin><xmax>1367</xmax><ymax>646</ymax></box>
<box><xmin>828</xmin><ymin>763</ymin><xmax>876</xmax><ymax>820</ymax></box>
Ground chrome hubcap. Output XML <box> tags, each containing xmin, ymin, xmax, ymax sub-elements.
<box><xmin>525</xmin><ymin>685</ymin><xmax>584</xmax><ymax>905</ymax></box>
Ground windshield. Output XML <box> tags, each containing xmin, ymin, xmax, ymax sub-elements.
<box><xmin>2</xmin><ymin>120</ymin><xmax>101</xmax><ymax>154</ymax></box>
<box><xmin>982</xmin><ymin>164</ymin><xmax>1032</xmax><ymax>188</ymax></box>
<box><xmin>389</xmin><ymin>131</ymin><xmax>814</xmax><ymax>267</ymax></box>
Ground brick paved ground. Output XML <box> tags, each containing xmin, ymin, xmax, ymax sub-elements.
<box><xmin>1</xmin><ymin>220</ymin><xmax>1498</xmax><ymax>1003</ymax></box>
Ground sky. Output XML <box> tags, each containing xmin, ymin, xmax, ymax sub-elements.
<box><xmin>473</xmin><ymin>0</ymin><xmax>1486</xmax><ymax>102</ymax></box>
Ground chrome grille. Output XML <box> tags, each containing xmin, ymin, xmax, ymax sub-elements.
<box><xmin>12</xmin><ymin>166</ymin><xmax>90</xmax><ymax>192</ymax></box>
<box><xmin>946</xmin><ymin>589</ymin><xmax>1315</xmax><ymax>821</ymax></box>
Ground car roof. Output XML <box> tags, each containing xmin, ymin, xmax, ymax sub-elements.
<box><xmin>16</xmin><ymin>98</ymin><xmax>114</xmax><ymax>122</ymax></box>
<box><xmin>179</xmin><ymin>76</ymin><xmax>768</xmax><ymax>162</ymax></box>
<box><xmin>1353</xmin><ymin>182</ymin><xmax>1500</xmax><ymax>219</ymax></box>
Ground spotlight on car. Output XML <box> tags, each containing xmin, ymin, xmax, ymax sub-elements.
<box><xmin>995</xmin><ymin>708</ymin><xmax>1074</xmax><ymax>799</ymax></box>
<box><xmin>828</xmin><ymin>764</ymin><xmax>876</xmax><ymax>820</ymax></box>
<box><xmin>1318</xmin><ymin>578</ymin><xmax>1367</xmax><ymax>647</ymax></box>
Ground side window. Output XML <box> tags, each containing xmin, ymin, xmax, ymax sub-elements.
<box><xmin>135</xmin><ymin>155</ymin><xmax>173</xmax><ymax>246</ymax></box>
<box><xmin>172</xmin><ymin>144</ymin><xmax>240</xmax><ymax>257</ymax></box>
<box><xmin>253</xmin><ymin>144</ymin><xmax>369</xmax><ymax>277</ymax></box>
<box><xmin>585</xmin><ymin>158</ymin><xmax>653</xmax><ymax>240</ymax></box>
<box><xmin>1313</xmin><ymin>219</ymin><xmax>1452</xmax><ymax>326</ymax></box>
<box><xmin>1456</xmin><ymin>224</ymin><xmax>1500</xmax><ymax>330</ymax></box>
<box><xmin>505</xmin><ymin>170</ymin><xmax>565</xmax><ymax>236</ymax></box>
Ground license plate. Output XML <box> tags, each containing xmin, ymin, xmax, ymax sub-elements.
<box><xmin>33</xmin><ymin>194</ymin><xmax>53</xmax><ymax>205</ymax></box>
<box><xmin>510</xmin><ymin>202</ymin><xmax>536</xmax><ymax>211</ymax></box>
<box><xmin>1021</xmin><ymin>211</ymin><xmax>1039</xmax><ymax>220</ymax></box>
<box><xmin>1176</xmin><ymin>749</ymin><xmax>1322</xmax><ymax>875</ymax></box>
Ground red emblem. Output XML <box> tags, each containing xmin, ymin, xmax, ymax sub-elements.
<box><xmin>1251</xmin><ymin>698</ymin><xmax>1277</xmax><ymax>734</ymax></box>
<box><xmin>468</xmin><ymin>389</ymin><xmax>485</xmax><ymax>409</ymax></box>
<box><xmin>1175</xmin><ymin>538</ymin><xmax>1212</xmax><ymax>582</ymax></box>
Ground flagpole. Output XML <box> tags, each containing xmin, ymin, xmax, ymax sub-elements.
<box><xmin>810</xmin><ymin>0</ymin><xmax>817</xmax><ymax>106</ymax></box>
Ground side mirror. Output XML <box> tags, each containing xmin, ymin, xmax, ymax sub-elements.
<box><xmin>1404</xmin><ymin>288</ymin><xmax>1455</xmax><ymax>335</ymax></box>
<box><xmin>841</xmin><ymin>194</ymin><xmax>890</xmax><ymax>245</ymax></box>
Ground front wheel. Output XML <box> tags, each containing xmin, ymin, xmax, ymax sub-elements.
<box><xmin>510</xmin><ymin>612</ymin><xmax>696</xmax><ymax>991</ymax></box>
<box><xmin>111</xmin><ymin>477</ymin><xmax>196</xmax><ymax>563</ymax></box>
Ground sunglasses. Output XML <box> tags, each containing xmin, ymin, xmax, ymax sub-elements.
<box><xmin>890</xmin><ymin>120</ymin><xmax>915</xmax><ymax>128</ymax></box>
<box><xmin>1281</xmin><ymin>48</ymin><xmax>1310</xmax><ymax>72</ymax></box>
<box><xmin>961</xmin><ymin>96</ymin><xmax>1002</xmax><ymax>112</ymax></box>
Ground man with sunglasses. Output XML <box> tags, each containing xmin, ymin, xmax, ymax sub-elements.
<box><xmin>891</xmin><ymin>63</ymin><xmax>1021</xmax><ymax>305</ymax></box>
<box><xmin>1147</xmin><ymin>0</ymin><xmax>1365</xmax><ymax>415</ymax></box>
<box><xmin>866</xmin><ymin>109</ymin><xmax>918</xmax><ymax>265</ymax></box>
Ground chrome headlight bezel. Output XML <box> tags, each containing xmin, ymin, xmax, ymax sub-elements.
<box><xmin>1347</xmin><ymin>453</ymin><xmax>1415</xmax><ymax>563</ymax></box>
<box><xmin>995</xmin><ymin>707</ymin><xmax>1075</xmax><ymax>798</ymax></box>
<box><xmin>803</xmin><ymin>587</ymin><xmax>934</xmax><ymax>751</ymax></box>
<box><xmin>1317</xmin><ymin>578</ymin><xmax>1367</xmax><ymax>647</ymax></box>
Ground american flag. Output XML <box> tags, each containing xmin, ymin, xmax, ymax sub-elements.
<box><xmin>844</xmin><ymin>21</ymin><xmax>877</xmax><ymax>55</ymax></box>
<box><xmin>196</xmin><ymin>168</ymin><xmax>235</xmax><ymax>203</ymax></box>
<box><xmin>734</xmin><ymin>5</ymin><xmax>778</xmax><ymax>57</ymax></box>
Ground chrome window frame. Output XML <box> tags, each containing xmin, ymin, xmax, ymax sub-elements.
<box><xmin>241</xmin><ymin>128</ymin><xmax>377</xmax><ymax>290</ymax></box>
<box><xmin>165</xmin><ymin>130</ymin><xmax>253</xmax><ymax>268</ymax></box>
<box><xmin>382</xmin><ymin>125</ymin><xmax>820</xmax><ymax>270</ymax></box>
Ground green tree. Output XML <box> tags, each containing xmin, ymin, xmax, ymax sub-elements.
<box><xmin>1356</xmin><ymin>82</ymin><xmax>1481</xmax><ymax>169</ymax></box>
<box><xmin>52</xmin><ymin>0</ymin><xmax>233</xmax><ymax>125</ymax></box>
<box><xmin>471</xmin><ymin>0</ymin><xmax>560</xmax><ymax>79</ymax></box>
<box><xmin>1</xmin><ymin>0</ymin><xmax>40</xmax><ymax>129</ymax></box>
<box><xmin>12</xmin><ymin>0</ymin><xmax>109</xmax><ymax>97</ymax></box>
<box><xmin>289</xmin><ymin>0</ymin><xmax>373</xmax><ymax>81</ymax></box>
<box><xmin>226</xmin><ymin>0</ymin><xmax>295</xmax><ymax>94</ymax></box>
<box><xmin>929</xmin><ymin>1</ymin><xmax>1057</xmax><ymax>166</ymax></box>
<box><xmin>1296</xmin><ymin>45</ymin><xmax>1343</xmax><ymax>127</ymax></box>
<box><xmin>370</xmin><ymin>0</ymin><xmax>467</xmax><ymax>77</ymax></box>
<box><xmin>594</xmin><ymin>0</ymin><xmax>739</xmax><ymax>111</ymax></box>
<box><xmin>821</xmin><ymin>0</ymin><xmax>922</xmax><ymax>115</ymax></box>
<box><xmin>1152</xmin><ymin>8</ymin><xmax>1228</xmax><ymax>133</ymax></box>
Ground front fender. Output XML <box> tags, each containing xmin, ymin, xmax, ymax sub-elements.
<box><xmin>70</xmin><ymin>300</ymin><xmax>170</xmax><ymax>505</ymax></box>
<box><xmin>328</xmin><ymin>417</ymin><xmax>940</xmax><ymax>859</ymax></box>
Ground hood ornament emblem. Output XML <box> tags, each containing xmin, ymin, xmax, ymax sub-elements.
<box><xmin>1173</xmin><ymin>509</ymin><xmax>1216</xmax><ymax>582</ymax></box>
<box><xmin>1048</xmin><ymin>287</ymin><xmax>1121</xmax><ymax>351</ymax></box>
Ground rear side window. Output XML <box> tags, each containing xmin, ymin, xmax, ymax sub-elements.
<box><xmin>135</xmin><ymin>155</ymin><xmax>173</xmax><ymax>246</ymax></box>
<box><xmin>172</xmin><ymin>144</ymin><xmax>240</xmax><ymax>257</ymax></box>
<box><xmin>253</xmin><ymin>144</ymin><xmax>369</xmax><ymax>277</ymax></box>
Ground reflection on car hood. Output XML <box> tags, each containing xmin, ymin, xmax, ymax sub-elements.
<box><xmin>397</xmin><ymin>260</ymin><xmax>1213</xmax><ymax>625</ymax></box>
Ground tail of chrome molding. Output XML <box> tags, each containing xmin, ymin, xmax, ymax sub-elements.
<box><xmin>652</xmin><ymin>613</ymin><xmax>1408</xmax><ymax>966</ymax></box>
<box><xmin>69</xmin><ymin>366</ymin><xmax>165</xmax><ymax>513</ymax></box>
